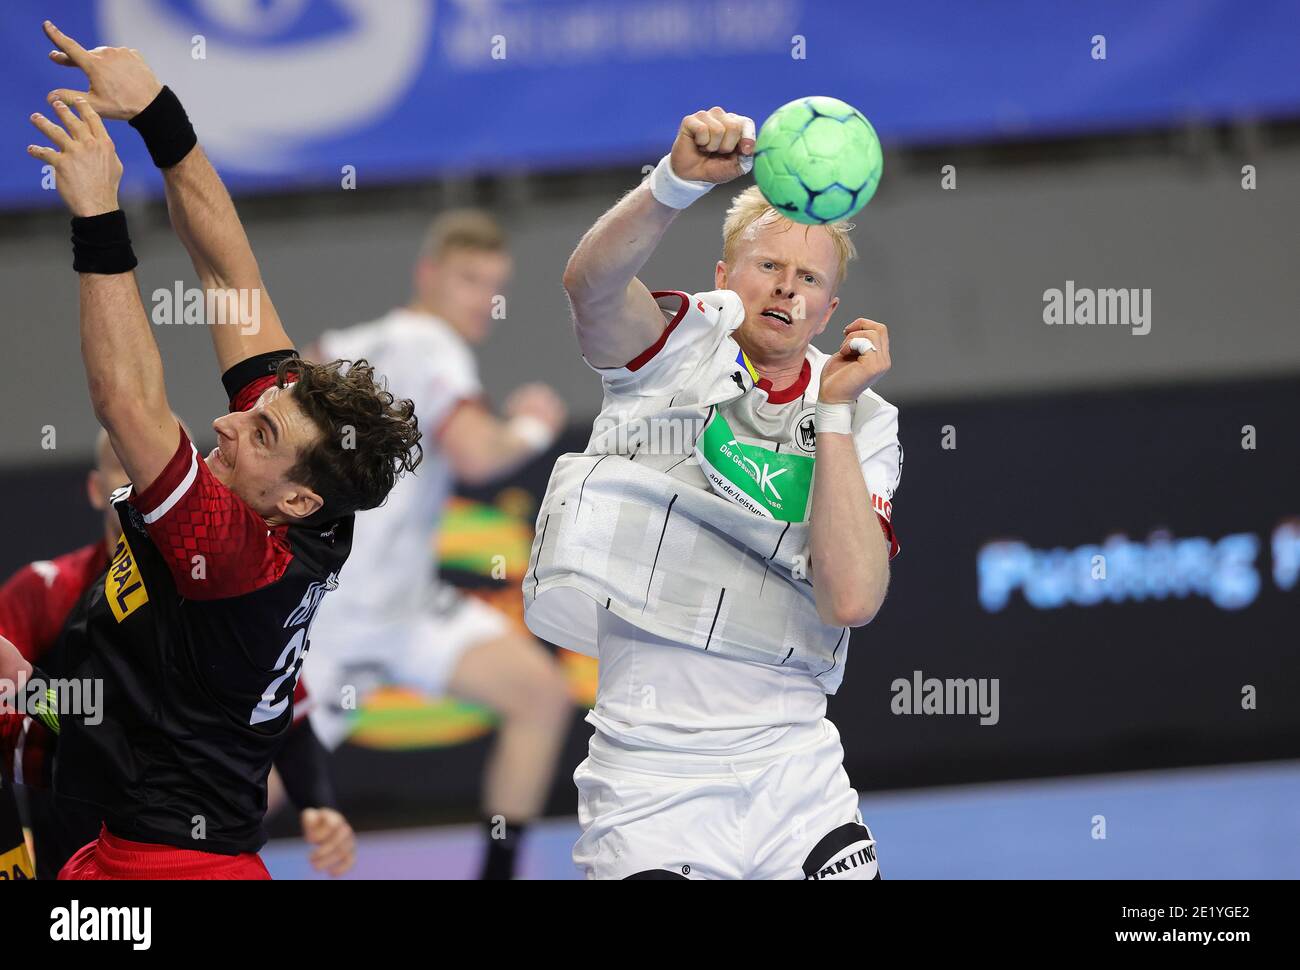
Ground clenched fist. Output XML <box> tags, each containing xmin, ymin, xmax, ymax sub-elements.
<box><xmin>669</xmin><ymin>107</ymin><xmax>756</xmax><ymax>184</ymax></box>
<box><xmin>301</xmin><ymin>807</ymin><xmax>356</xmax><ymax>877</ymax></box>
<box><xmin>819</xmin><ymin>318</ymin><xmax>892</xmax><ymax>404</ymax></box>
<box><xmin>505</xmin><ymin>382</ymin><xmax>567</xmax><ymax>437</ymax></box>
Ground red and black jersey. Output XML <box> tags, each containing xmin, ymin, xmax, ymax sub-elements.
<box><xmin>0</xmin><ymin>526</ymin><xmax>320</xmax><ymax>877</ymax></box>
<box><xmin>0</xmin><ymin>545</ymin><xmax>314</xmax><ymax>725</ymax></box>
<box><xmin>51</xmin><ymin>351</ymin><xmax>353</xmax><ymax>855</ymax></box>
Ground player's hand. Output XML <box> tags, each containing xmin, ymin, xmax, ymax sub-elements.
<box><xmin>819</xmin><ymin>318</ymin><xmax>891</xmax><ymax>404</ymax></box>
<box><xmin>1</xmin><ymin>636</ymin><xmax>34</xmax><ymax>768</ymax></box>
<box><xmin>0</xmin><ymin>635</ymin><xmax>32</xmax><ymax>686</ymax></box>
<box><xmin>301</xmin><ymin>807</ymin><xmax>356</xmax><ymax>877</ymax></box>
<box><xmin>43</xmin><ymin>21</ymin><xmax>163</xmax><ymax>122</ymax></box>
<box><xmin>27</xmin><ymin>98</ymin><xmax>122</xmax><ymax>218</ymax></box>
<box><xmin>670</xmin><ymin>107</ymin><xmax>756</xmax><ymax>184</ymax></box>
<box><xmin>505</xmin><ymin>382</ymin><xmax>567</xmax><ymax>436</ymax></box>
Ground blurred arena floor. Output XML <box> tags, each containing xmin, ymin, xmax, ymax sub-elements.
<box><xmin>264</xmin><ymin>759</ymin><xmax>1300</xmax><ymax>879</ymax></box>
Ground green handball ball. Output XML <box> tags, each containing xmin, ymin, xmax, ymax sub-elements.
<box><xmin>753</xmin><ymin>96</ymin><xmax>882</xmax><ymax>225</ymax></box>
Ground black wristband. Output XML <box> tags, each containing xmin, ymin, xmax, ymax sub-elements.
<box><xmin>129</xmin><ymin>85</ymin><xmax>197</xmax><ymax>168</ymax></box>
<box><xmin>71</xmin><ymin>209</ymin><xmax>138</xmax><ymax>274</ymax></box>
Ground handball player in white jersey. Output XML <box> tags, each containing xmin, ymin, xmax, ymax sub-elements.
<box><xmin>305</xmin><ymin>212</ymin><xmax>572</xmax><ymax>880</ymax></box>
<box><xmin>525</xmin><ymin>108</ymin><xmax>901</xmax><ymax>879</ymax></box>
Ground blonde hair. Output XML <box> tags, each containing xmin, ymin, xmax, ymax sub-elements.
<box><xmin>721</xmin><ymin>186</ymin><xmax>857</xmax><ymax>287</ymax></box>
<box><xmin>418</xmin><ymin>209</ymin><xmax>507</xmax><ymax>263</ymax></box>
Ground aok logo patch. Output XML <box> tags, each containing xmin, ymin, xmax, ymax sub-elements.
<box><xmin>106</xmin><ymin>532</ymin><xmax>149</xmax><ymax>623</ymax></box>
<box><xmin>696</xmin><ymin>409</ymin><xmax>814</xmax><ymax>522</ymax></box>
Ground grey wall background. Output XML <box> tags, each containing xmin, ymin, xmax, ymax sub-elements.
<box><xmin>2</xmin><ymin>139</ymin><xmax>1297</xmax><ymax>469</ymax></box>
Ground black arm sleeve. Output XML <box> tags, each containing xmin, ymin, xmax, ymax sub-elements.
<box><xmin>272</xmin><ymin>719</ymin><xmax>337</xmax><ymax>811</ymax></box>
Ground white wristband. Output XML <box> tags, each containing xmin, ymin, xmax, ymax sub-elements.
<box><xmin>648</xmin><ymin>154</ymin><xmax>714</xmax><ymax>209</ymax></box>
<box><xmin>815</xmin><ymin>401</ymin><xmax>854</xmax><ymax>436</ymax></box>
<box><xmin>508</xmin><ymin>414</ymin><xmax>555</xmax><ymax>453</ymax></box>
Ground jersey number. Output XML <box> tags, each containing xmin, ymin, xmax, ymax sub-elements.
<box><xmin>250</xmin><ymin>629</ymin><xmax>306</xmax><ymax>726</ymax></box>
<box><xmin>249</xmin><ymin>574</ymin><xmax>336</xmax><ymax>726</ymax></box>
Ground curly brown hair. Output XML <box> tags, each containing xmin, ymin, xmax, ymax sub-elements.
<box><xmin>275</xmin><ymin>356</ymin><xmax>422</xmax><ymax>520</ymax></box>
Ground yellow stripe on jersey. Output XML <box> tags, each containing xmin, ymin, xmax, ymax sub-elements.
<box><xmin>0</xmin><ymin>844</ymin><xmax>34</xmax><ymax>880</ymax></box>
<box><xmin>106</xmin><ymin>532</ymin><xmax>149</xmax><ymax>623</ymax></box>
<box><xmin>736</xmin><ymin>348</ymin><xmax>762</xmax><ymax>384</ymax></box>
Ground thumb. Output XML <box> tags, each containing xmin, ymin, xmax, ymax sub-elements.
<box><xmin>301</xmin><ymin>807</ymin><xmax>321</xmax><ymax>835</ymax></box>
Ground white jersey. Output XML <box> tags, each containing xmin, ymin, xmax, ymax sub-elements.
<box><xmin>523</xmin><ymin>289</ymin><xmax>902</xmax><ymax>699</ymax></box>
<box><xmin>312</xmin><ymin>308</ymin><xmax>482</xmax><ymax>618</ymax></box>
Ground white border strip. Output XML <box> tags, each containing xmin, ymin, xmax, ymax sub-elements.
<box><xmin>142</xmin><ymin>444</ymin><xmax>200</xmax><ymax>524</ymax></box>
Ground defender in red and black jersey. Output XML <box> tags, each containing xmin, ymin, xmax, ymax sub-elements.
<box><xmin>54</xmin><ymin>358</ymin><xmax>351</xmax><ymax>860</ymax></box>
<box><xmin>0</xmin><ymin>429</ymin><xmax>355</xmax><ymax>878</ymax></box>
<box><xmin>4</xmin><ymin>24</ymin><xmax>420</xmax><ymax>878</ymax></box>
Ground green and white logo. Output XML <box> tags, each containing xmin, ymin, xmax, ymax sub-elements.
<box><xmin>695</xmin><ymin>409</ymin><xmax>814</xmax><ymax>522</ymax></box>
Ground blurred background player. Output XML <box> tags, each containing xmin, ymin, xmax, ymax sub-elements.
<box><xmin>304</xmin><ymin>211</ymin><xmax>571</xmax><ymax>880</ymax></box>
<box><xmin>0</xmin><ymin>428</ymin><xmax>357</xmax><ymax>878</ymax></box>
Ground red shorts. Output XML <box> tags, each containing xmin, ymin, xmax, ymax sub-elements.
<box><xmin>59</xmin><ymin>825</ymin><xmax>271</xmax><ymax>880</ymax></box>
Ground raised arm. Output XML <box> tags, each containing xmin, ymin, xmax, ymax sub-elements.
<box><xmin>28</xmin><ymin>95</ymin><xmax>179</xmax><ymax>495</ymax></box>
<box><xmin>43</xmin><ymin>21</ymin><xmax>293</xmax><ymax>371</ymax></box>
<box><xmin>563</xmin><ymin>107</ymin><xmax>755</xmax><ymax>367</ymax></box>
<box><xmin>155</xmin><ymin>144</ymin><xmax>294</xmax><ymax>368</ymax></box>
<box><xmin>438</xmin><ymin>383</ymin><xmax>567</xmax><ymax>486</ymax></box>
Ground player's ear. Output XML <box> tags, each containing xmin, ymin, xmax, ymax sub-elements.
<box><xmin>714</xmin><ymin>259</ymin><xmax>728</xmax><ymax>289</ymax></box>
<box><xmin>87</xmin><ymin>470</ymin><xmax>107</xmax><ymax>511</ymax></box>
<box><xmin>278</xmin><ymin>487</ymin><xmax>324</xmax><ymax>523</ymax></box>
<box><xmin>812</xmin><ymin>295</ymin><xmax>839</xmax><ymax>337</ymax></box>
<box><xmin>414</xmin><ymin>257</ymin><xmax>438</xmax><ymax>301</ymax></box>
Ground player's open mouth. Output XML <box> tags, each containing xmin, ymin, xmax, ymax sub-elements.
<box><xmin>208</xmin><ymin>445</ymin><xmax>232</xmax><ymax>470</ymax></box>
<box><xmin>760</xmin><ymin>308</ymin><xmax>792</xmax><ymax>326</ymax></box>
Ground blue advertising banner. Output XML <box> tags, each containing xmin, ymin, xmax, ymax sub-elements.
<box><xmin>0</xmin><ymin>0</ymin><xmax>1296</xmax><ymax>208</ymax></box>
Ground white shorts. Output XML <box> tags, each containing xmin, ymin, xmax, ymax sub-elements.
<box><xmin>573</xmin><ymin>718</ymin><xmax>879</xmax><ymax>880</ymax></box>
<box><xmin>303</xmin><ymin>590</ymin><xmax>511</xmax><ymax>750</ymax></box>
